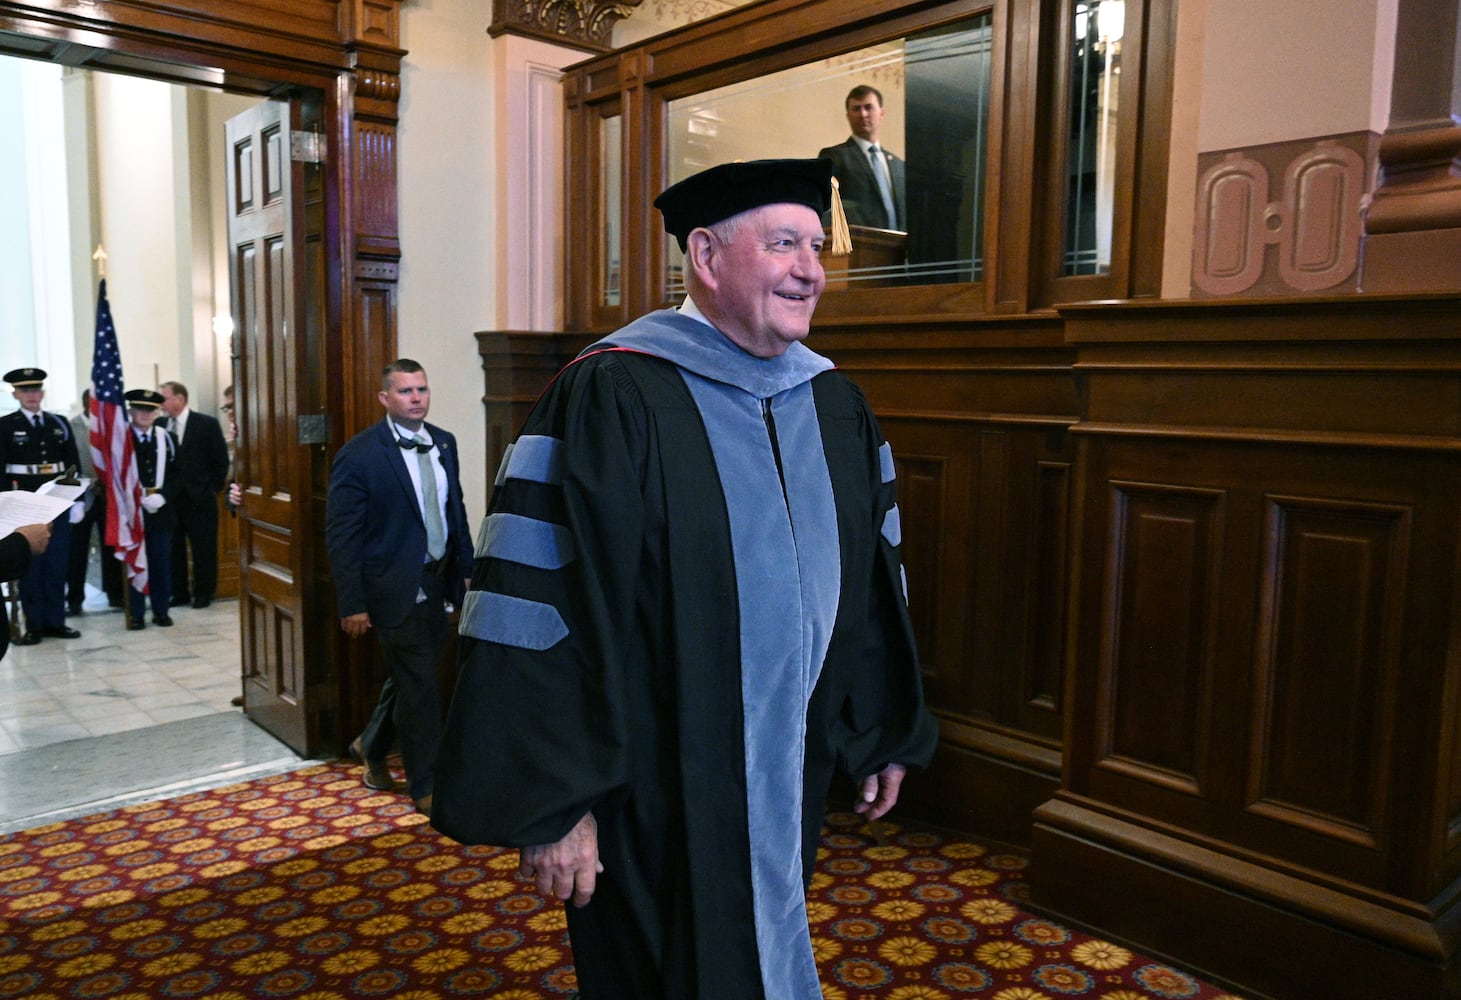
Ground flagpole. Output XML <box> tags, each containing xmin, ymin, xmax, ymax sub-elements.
<box><xmin>94</xmin><ymin>245</ymin><xmax>129</xmax><ymax>623</ymax></box>
<box><xmin>90</xmin><ymin>250</ymin><xmax>146</xmax><ymax>624</ymax></box>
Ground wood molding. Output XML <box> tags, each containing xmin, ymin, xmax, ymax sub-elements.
<box><xmin>488</xmin><ymin>0</ymin><xmax>640</xmax><ymax>53</ymax></box>
<box><xmin>1366</xmin><ymin>125</ymin><xmax>1461</xmax><ymax>234</ymax></box>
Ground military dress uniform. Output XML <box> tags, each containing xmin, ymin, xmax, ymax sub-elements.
<box><xmin>0</xmin><ymin>368</ymin><xmax>81</xmax><ymax>644</ymax></box>
<box><xmin>125</xmin><ymin>389</ymin><xmax>176</xmax><ymax>629</ymax></box>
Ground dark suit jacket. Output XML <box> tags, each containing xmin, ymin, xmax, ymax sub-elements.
<box><xmin>325</xmin><ymin>417</ymin><xmax>474</xmax><ymax>629</ymax></box>
<box><xmin>163</xmin><ymin>410</ymin><xmax>230</xmax><ymax>499</ymax></box>
<box><xmin>0</xmin><ymin>531</ymin><xmax>32</xmax><ymax>659</ymax></box>
<box><xmin>816</xmin><ymin>137</ymin><xmax>907</xmax><ymax>230</ymax></box>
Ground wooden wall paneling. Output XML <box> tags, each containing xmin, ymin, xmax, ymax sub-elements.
<box><xmin>1097</xmin><ymin>479</ymin><xmax>1225</xmax><ymax>799</ymax></box>
<box><xmin>814</xmin><ymin>320</ymin><xmax>1077</xmax><ymax>842</ymax></box>
<box><xmin>1036</xmin><ymin>295</ymin><xmax>1461</xmax><ymax>999</ymax></box>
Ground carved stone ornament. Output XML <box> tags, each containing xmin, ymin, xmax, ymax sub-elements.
<box><xmin>491</xmin><ymin>0</ymin><xmax>643</xmax><ymax>52</ymax></box>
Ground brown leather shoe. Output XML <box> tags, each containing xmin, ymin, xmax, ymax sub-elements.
<box><xmin>349</xmin><ymin>737</ymin><xmax>398</xmax><ymax>791</ymax></box>
<box><xmin>414</xmin><ymin>794</ymin><xmax>432</xmax><ymax>816</ymax></box>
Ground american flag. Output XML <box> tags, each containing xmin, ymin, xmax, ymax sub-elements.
<box><xmin>89</xmin><ymin>279</ymin><xmax>147</xmax><ymax>592</ymax></box>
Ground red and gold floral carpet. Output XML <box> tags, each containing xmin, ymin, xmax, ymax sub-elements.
<box><xmin>0</xmin><ymin>761</ymin><xmax>1245</xmax><ymax>999</ymax></box>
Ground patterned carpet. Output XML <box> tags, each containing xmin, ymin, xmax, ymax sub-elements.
<box><xmin>0</xmin><ymin>761</ymin><xmax>1245</xmax><ymax>999</ymax></box>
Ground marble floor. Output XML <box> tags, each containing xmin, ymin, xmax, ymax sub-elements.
<box><xmin>0</xmin><ymin>586</ymin><xmax>243</xmax><ymax>754</ymax></box>
<box><xmin>0</xmin><ymin>583</ymin><xmax>309</xmax><ymax>834</ymax></box>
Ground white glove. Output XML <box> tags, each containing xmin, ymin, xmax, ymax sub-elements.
<box><xmin>69</xmin><ymin>501</ymin><xmax>84</xmax><ymax>524</ymax></box>
<box><xmin>140</xmin><ymin>493</ymin><xmax>166</xmax><ymax>513</ymax></box>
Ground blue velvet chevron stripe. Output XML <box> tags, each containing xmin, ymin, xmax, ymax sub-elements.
<box><xmin>457</xmin><ymin>589</ymin><xmax>568</xmax><ymax>650</ymax></box>
<box><xmin>879</xmin><ymin>440</ymin><xmax>895</xmax><ymax>483</ymax></box>
<box><xmin>476</xmin><ymin>512</ymin><xmax>575</xmax><ymax>569</ymax></box>
<box><xmin>881</xmin><ymin>503</ymin><xmax>902</xmax><ymax>547</ymax></box>
<box><xmin>472</xmin><ymin>433</ymin><xmax>572</xmax><ymax>648</ymax></box>
<box><xmin>494</xmin><ymin>434</ymin><xmax>564</xmax><ymax>487</ymax></box>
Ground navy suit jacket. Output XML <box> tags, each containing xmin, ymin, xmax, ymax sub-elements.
<box><xmin>816</xmin><ymin>137</ymin><xmax>907</xmax><ymax>230</ymax></box>
<box><xmin>325</xmin><ymin>417</ymin><xmax>474</xmax><ymax>629</ymax></box>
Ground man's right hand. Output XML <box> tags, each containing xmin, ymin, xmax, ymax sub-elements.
<box><xmin>340</xmin><ymin>612</ymin><xmax>371</xmax><ymax>637</ymax></box>
<box><xmin>518</xmin><ymin>812</ymin><xmax>603</xmax><ymax>907</ymax></box>
<box><xmin>16</xmin><ymin>523</ymin><xmax>49</xmax><ymax>554</ymax></box>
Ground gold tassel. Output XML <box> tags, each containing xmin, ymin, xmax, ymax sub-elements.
<box><xmin>828</xmin><ymin>176</ymin><xmax>853</xmax><ymax>257</ymax></box>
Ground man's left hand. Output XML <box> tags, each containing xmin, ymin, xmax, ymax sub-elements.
<box><xmin>519</xmin><ymin>812</ymin><xmax>603</xmax><ymax>908</ymax></box>
<box><xmin>854</xmin><ymin>762</ymin><xmax>907</xmax><ymax>822</ymax></box>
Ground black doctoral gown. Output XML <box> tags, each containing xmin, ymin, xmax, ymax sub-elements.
<box><xmin>434</xmin><ymin>310</ymin><xmax>937</xmax><ymax>1000</ymax></box>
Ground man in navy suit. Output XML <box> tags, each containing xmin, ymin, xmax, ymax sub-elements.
<box><xmin>816</xmin><ymin>84</ymin><xmax>906</xmax><ymax>230</ymax></box>
<box><xmin>325</xmin><ymin>358</ymin><xmax>473</xmax><ymax>815</ymax></box>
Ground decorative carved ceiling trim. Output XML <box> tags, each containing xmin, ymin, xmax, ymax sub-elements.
<box><xmin>489</xmin><ymin>0</ymin><xmax>642</xmax><ymax>53</ymax></box>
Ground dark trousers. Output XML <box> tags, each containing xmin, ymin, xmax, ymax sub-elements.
<box><xmin>171</xmin><ymin>490</ymin><xmax>218</xmax><ymax>602</ymax></box>
<box><xmin>130</xmin><ymin>525</ymin><xmax>173</xmax><ymax>623</ymax></box>
<box><xmin>357</xmin><ymin>567</ymin><xmax>447</xmax><ymax>801</ymax></box>
<box><xmin>66</xmin><ymin>492</ymin><xmax>123</xmax><ymax>610</ymax></box>
<box><xmin>20</xmin><ymin>513</ymin><xmax>70</xmax><ymax>631</ymax></box>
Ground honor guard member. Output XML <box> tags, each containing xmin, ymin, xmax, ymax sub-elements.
<box><xmin>124</xmin><ymin>389</ymin><xmax>177</xmax><ymax>630</ymax></box>
<box><xmin>1</xmin><ymin>368</ymin><xmax>81</xmax><ymax>645</ymax></box>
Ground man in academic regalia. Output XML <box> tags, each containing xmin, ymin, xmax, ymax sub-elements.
<box><xmin>0</xmin><ymin>367</ymin><xmax>82</xmax><ymax>645</ymax></box>
<box><xmin>433</xmin><ymin>159</ymin><xmax>939</xmax><ymax>1000</ymax></box>
<box><xmin>123</xmin><ymin>389</ymin><xmax>176</xmax><ymax>630</ymax></box>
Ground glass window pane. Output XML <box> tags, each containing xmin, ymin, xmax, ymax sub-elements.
<box><xmin>600</xmin><ymin>113</ymin><xmax>622</xmax><ymax>307</ymax></box>
<box><xmin>1063</xmin><ymin>0</ymin><xmax>1122</xmax><ymax>276</ymax></box>
<box><xmin>663</xmin><ymin>13</ymin><xmax>992</xmax><ymax>298</ymax></box>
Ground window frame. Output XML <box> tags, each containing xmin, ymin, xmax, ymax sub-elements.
<box><xmin>562</xmin><ymin>0</ymin><xmax>1174</xmax><ymax>329</ymax></box>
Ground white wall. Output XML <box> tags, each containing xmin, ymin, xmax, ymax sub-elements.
<box><xmin>398</xmin><ymin>0</ymin><xmax>498</xmax><ymax>524</ymax></box>
<box><xmin>94</xmin><ymin>74</ymin><xmax>184</xmax><ymax>396</ymax></box>
<box><xmin>1198</xmin><ymin>0</ymin><xmax>1397</xmax><ymax>150</ymax></box>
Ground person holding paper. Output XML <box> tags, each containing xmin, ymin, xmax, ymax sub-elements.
<box><xmin>0</xmin><ymin>523</ymin><xmax>51</xmax><ymax>660</ymax></box>
<box><xmin>0</xmin><ymin>367</ymin><xmax>81</xmax><ymax>645</ymax></box>
<box><xmin>123</xmin><ymin>389</ymin><xmax>178</xmax><ymax>630</ymax></box>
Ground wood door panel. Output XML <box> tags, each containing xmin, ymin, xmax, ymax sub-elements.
<box><xmin>879</xmin><ymin>414</ymin><xmax>1069</xmax><ymax>747</ymax></box>
<box><xmin>1071</xmin><ymin>434</ymin><xmax>1452</xmax><ymax>890</ymax></box>
<box><xmin>1247</xmin><ymin>494</ymin><xmax>1408</xmax><ymax>846</ymax></box>
<box><xmin>229</xmin><ymin>99</ymin><xmax>315</xmax><ymax>754</ymax></box>
<box><xmin>1094</xmin><ymin>480</ymin><xmax>1226</xmax><ymax>796</ymax></box>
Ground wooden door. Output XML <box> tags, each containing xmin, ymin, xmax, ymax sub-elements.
<box><xmin>227</xmin><ymin>98</ymin><xmax>322</xmax><ymax>755</ymax></box>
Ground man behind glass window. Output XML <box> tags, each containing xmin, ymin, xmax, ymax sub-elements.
<box><xmin>817</xmin><ymin>84</ymin><xmax>906</xmax><ymax>231</ymax></box>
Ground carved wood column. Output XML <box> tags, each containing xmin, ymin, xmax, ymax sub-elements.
<box><xmin>321</xmin><ymin>0</ymin><xmax>409</xmax><ymax>752</ymax></box>
<box><xmin>339</xmin><ymin>0</ymin><xmax>407</xmax><ymax>436</ymax></box>
<box><xmin>1360</xmin><ymin>0</ymin><xmax>1461</xmax><ymax>292</ymax></box>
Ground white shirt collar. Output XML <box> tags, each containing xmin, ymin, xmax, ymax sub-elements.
<box><xmin>678</xmin><ymin>295</ymin><xmax>715</xmax><ymax>329</ymax></box>
<box><xmin>391</xmin><ymin>420</ymin><xmax>431</xmax><ymax>446</ymax></box>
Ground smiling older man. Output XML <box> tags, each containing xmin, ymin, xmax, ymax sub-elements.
<box><xmin>434</xmin><ymin>159</ymin><xmax>938</xmax><ymax>1000</ymax></box>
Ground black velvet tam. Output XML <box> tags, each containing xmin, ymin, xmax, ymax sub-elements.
<box><xmin>654</xmin><ymin>158</ymin><xmax>833</xmax><ymax>251</ymax></box>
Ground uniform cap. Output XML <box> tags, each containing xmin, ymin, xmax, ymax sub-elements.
<box><xmin>124</xmin><ymin>389</ymin><xmax>164</xmax><ymax>409</ymax></box>
<box><xmin>654</xmin><ymin>159</ymin><xmax>835</xmax><ymax>252</ymax></box>
<box><xmin>4</xmin><ymin>368</ymin><xmax>46</xmax><ymax>387</ymax></box>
